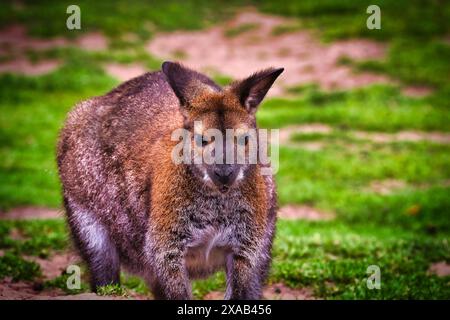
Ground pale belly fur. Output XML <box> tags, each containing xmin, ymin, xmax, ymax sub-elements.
<box><xmin>185</xmin><ymin>227</ymin><xmax>233</xmax><ymax>279</ymax></box>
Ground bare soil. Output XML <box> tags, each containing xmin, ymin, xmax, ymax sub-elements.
<box><xmin>204</xmin><ymin>283</ymin><xmax>316</xmax><ymax>300</ymax></box>
<box><xmin>1</xmin><ymin>250</ymin><xmax>149</xmax><ymax>300</ymax></box>
<box><xmin>0</xmin><ymin>58</ymin><xmax>61</xmax><ymax>76</ymax></box>
<box><xmin>0</xmin><ymin>278</ymin><xmax>65</xmax><ymax>300</ymax></box>
<box><xmin>0</xmin><ymin>278</ymin><xmax>135</xmax><ymax>300</ymax></box>
<box><xmin>278</xmin><ymin>124</ymin><xmax>450</xmax><ymax>147</ymax></box>
<box><xmin>105</xmin><ymin>62</ymin><xmax>147</xmax><ymax>81</ymax></box>
<box><xmin>0</xmin><ymin>24</ymin><xmax>108</xmax><ymax>52</ymax></box>
<box><xmin>368</xmin><ymin>179</ymin><xmax>407</xmax><ymax>195</ymax></box>
<box><xmin>0</xmin><ymin>206</ymin><xmax>62</xmax><ymax>220</ymax></box>
<box><xmin>25</xmin><ymin>252</ymin><xmax>80</xmax><ymax>280</ymax></box>
<box><xmin>278</xmin><ymin>124</ymin><xmax>332</xmax><ymax>145</ymax></box>
<box><xmin>402</xmin><ymin>85</ymin><xmax>434</xmax><ymax>97</ymax></box>
<box><xmin>76</xmin><ymin>32</ymin><xmax>108</xmax><ymax>51</ymax></box>
<box><xmin>0</xmin><ymin>24</ymin><xmax>68</xmax><ymax>52</ymax></box>
<box><xmin>0</xmin><ymin>25</ymin><xmax>109</xmax><ymax>75</ymax></box>
<box><xmin>8</xmin><ymin>228</ymin><xmax>28</xmax><ymax>241</ymax></box>
<box><xmin>428</xmin><ymin>262</ymin><xmax>450</xmax><ymax>277</ymax></box>
<box><xmin>352</xmin><ymin>130</ymin><xmax>450</xmax><ymax>144</ymax></box>
<box><xmin>147</xmin><ymin>10</ymin><xmax>389</xmax><ymax>95</ymax></box>
<box><xmin>278</xmin><ymin>205</ymin><xmax>335</xmax><ymax>221</ymax></box>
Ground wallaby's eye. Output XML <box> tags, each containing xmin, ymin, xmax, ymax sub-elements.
<box><xmin>195</xmin><ymin>135</ymin><xmax>213</xmax><ymax>147</ymax></box>
<box><xmin>236</xmin><ymin>135</ymin><xmax>249</xmax><ymax>146</ymax></box>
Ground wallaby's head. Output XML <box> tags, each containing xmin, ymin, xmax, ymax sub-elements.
<box><xmin>163</xmin><ymin>62</ymin><xmax>283</xmax><ymax>193</ymax></box>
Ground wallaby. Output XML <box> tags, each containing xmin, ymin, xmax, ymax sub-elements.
<box><xmin>57</xmin><ymin>62</ymin><xmax>283</xmax><ymax>299</ymax></box>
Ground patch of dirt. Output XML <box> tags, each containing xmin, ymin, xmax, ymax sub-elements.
<box><xmin>202</xmin><ymin>291</ymin><xmax>224</xmax><ymax>300</ymax></box>
<box><xmin>0</xmin><ymin>58</ymin><xmax>61</xmax><ymax>75</ymax></box>
<box><xmin>41</xmin><ymin>293</ymin><xmax>126</xmax><ymax>300</ymax></box>
<box><xmin>0</xmin><ymin>278</ymin><xmax>65</xmax><ymax>300</ymax></box>
<box><xmin>204</xmin><ymin>283</ymin><xmax>316</xmax><ymax>300</ymax></box>
<box><xmin>147</xmin><ymin>10</ymin><xmax>389</xmax><ymax>95</ymax></box>
<box><xmin>8</xmin><ymin>228</ymin><xmax>28</xmax><ymax>241</ymax></box>
<box><xmin>263</xmin><ymin>283</ymin><xmax>316</xmax><ymax>300</ymax></box>
<box><xmin>105</xmin><ymin>62</ymin><xmax>147</xmax><ymax>81</ymax></box>
<box><xmin>353</xmin><ymin>130</ymin><xmax>450</xmax><ymax>144</ymax></box>
<box><xmin>0</xmin><ymin>278</ymin><xmax>131</xmax><ymax>300</ymax></box>
<box><xmin>0</xmin><ymin>279</ymin><xmax>148</xmax><ymax>300</ymax></box>
<box><xmin>0</xmin><ymin>24</ymin><xmax>108</xmax><ymax>52</ymax></box>
<box><xmin>296</xmin><ymin>142</ymin><xmax>324</xmax><ymax>151</ymax></box>
<box><xmin>402</xmin><ymin>85</ymin><xmax>434</xmax><ymax>97</ymax></box>
<box><xmin>278</xmin><ymin>124</ymin><xmax>330</xmax><ymax>151</ymax></box>
<box><xmin>25</xmin><ymin>252</ymin><xmax>80</xmax><ymax>280</ymax></box>
<box><xmin>278</xmin><ymin>205</ymin><xmax>335</xmax><ymax>221</ymax></box>
<box><xmin>0</xmin><ymin>25</ymin><xmax>109</xmax><ymax>75</ymax></box>
<box><xmin>0</xmin><ymin>24</ymin><xmax>68</xmax><ymax>52</ymax></box>
<box><xmin>368</xmin><ymin>179</ymin><xmax>407</xmax><ymax>195</ymax></box>
<box><xmin>0</xmin><ymin>206</ymin><xmax>63</xmax><ymax>220</ymax></box>
<box><xmin>428</xmin><ymin>262</ymin><xmax>450</xmax><ymax>277</ymax></box>
<box><xmin>278</xmin><ymin>124</ymin><xmax>332</xmax><ymax>144</ymax></box>
<box><xmin>425</xmin><ymin>180</ymin><xmax>450</xmax><ymax>189</ymax></box>
<box><xmin>278</xmin><ymin>124</ymin><xmax>450</xmax><ymax>147</ymax></box>
<box><xmin>1</xmin><ymin>250</ymin><xmax>149</xmax><ymax>300</ymax></box>
<box><xmin>3</xmin><ymin>250</ymin><xmax>314</xmax><ymax>300</ymax></box>
<box><xmin>76</xmin><ymin>32</ymin><xmax>108</xmax><ymax>51</ymax></box>
<box><xmin>368</xmin><ymin>179</ymin><xmax>450</xmax><ymax>196</ymax></box>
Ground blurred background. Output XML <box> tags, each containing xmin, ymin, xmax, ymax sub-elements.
<box><xmin>0</xmin><ymin>0</ymin><xmax>449</xmax><ymax>299</ymax></box>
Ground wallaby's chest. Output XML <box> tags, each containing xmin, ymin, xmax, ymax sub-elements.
<box><xmin>185</xmin><ymin>226</ymin><xmax>233</xmax><ymax>278</ymax></box>
<box><xmin>181</xmin><ymin>191</ymin><xmax>254</xmax><ymax>233</ymax></box>
<box><xmin>181</xmin><ymin>193</ymin><xmax>254</xmax><ymax>278</ymax></box>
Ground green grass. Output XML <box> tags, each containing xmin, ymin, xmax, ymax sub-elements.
<box><xmin>276</xmin><ymin>136</ymin><xmax>450</xmax><ymax>231</ymax></box>
<box><xmin>261</xmin><ymin>0</ymin><xmax>450</xmax><ymax>109</ymax></box>
<box><xmin>211</xmin><ymin>73</ymin><xmax>234</xmax><ymax>86</ymax></box>
<box><xmin>271</xmin><ymin>221</ymin><xmax>450</xmax><ymax>299</ymax></box>
<box><xmin>0</xmin><ymin>60</ymin><xmax>118</xmax><ymax>210</ymax></box>
<box><xmin>0</xmin><ymin>219</ymin><xmax>68</xmax><ymax>256</ymax></box>
<box><xmin>44</xmin><ymin>273</ymin><xmax>90</xmax><ymax>294</ymax></box>
<box><xmin>258</xmin><ymin>0</ymin><xmax>450</xmax><ymax>41</ymax></box>
<box><xmin>120</xmin><ymin>274</ymin><xmax>150</xmax><ymax>296</ymax></box>
<box><xmin>0</xmin><ymin>0</ymin><xmax>242</xmax><ymax>38</ymax></box>
<box><xmin>96</xmin><ymin>284</ymin><xmax>128</xmax><ymax>297</ymax></box>
<box><xmin>259</xmin><ymin>85</ymin><xmax>450</xmax><ymax>131</ymax></box>
<box><xmin>0</xmin><ymin>252</ymin><xmax>41</xmax><ymax>281</ymax></box>
<box><xmin>224</xmin><ymin>23</ymin><xmax>259</xmax><ymax>37</ymax></box>
<box><xmin>271</xmin><ymin>22</ymin><xmax>303</xmax><ymax>36</ymax></box>
<box><xmin>25</xmin><ymin>44</ymin><xmax>163</xmax><ymax>71</ymax></box>
<box><xmin>2</xmin><ymin>214</ymin><xmax>448</xmax><ymax>299</ymax></box>
<box><xmin>192</xmin><ymin>272</ymin><xmax>227</xmax><ymax>299</ymax></box>
<box><xmin>0</xmin><ymin>0</ymin><xmax>449</xmax><ymax>299</ymax></box>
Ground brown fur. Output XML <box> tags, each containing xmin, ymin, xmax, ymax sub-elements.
<box><xmin>57</xmin><ymin>62</ymin><xmax>283</xmax><ymax>299</ymax></box>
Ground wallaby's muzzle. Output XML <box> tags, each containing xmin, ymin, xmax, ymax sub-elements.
<box><xmin>210</xmin><ymin>164</ymin><xmax>240</xmax><ymax>193</ymax></box>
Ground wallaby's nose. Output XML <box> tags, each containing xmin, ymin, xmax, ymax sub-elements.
<box><xmin>214</xmin><ymin>165</ymin><xmax>234</xmax><ymax>185</ymax></box>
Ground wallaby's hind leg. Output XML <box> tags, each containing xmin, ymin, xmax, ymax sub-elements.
<box><xmin>64</xmin><ymin>197</ymin><xmax>120</xmax><ymax>291</ymax></box>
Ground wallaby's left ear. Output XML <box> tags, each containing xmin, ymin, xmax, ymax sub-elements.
<box><xmin>231</xmin><ymin>67</ymin><xmax>284</xmax><ymax>113</ymax></box>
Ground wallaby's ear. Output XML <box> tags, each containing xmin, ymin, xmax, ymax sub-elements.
<box><xmin>231</xmin><ymin>68</ymin><xmax>284</xmax><ymax>113</ymax></box>
<box><xmin>162</xmin><ymin>61</ymin><xmax>220</xmax><ymax>106</ymax></box>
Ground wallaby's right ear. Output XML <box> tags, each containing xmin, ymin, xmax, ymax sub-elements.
<box><xmin>162</xmin><ymin>61</ymin><xmax>219</xmax><ymax>107</ymax></box>
<box><xmin>231</xmin><ymin>67</ymin><xmax>284</xmax><ymax>114</ymax></box>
